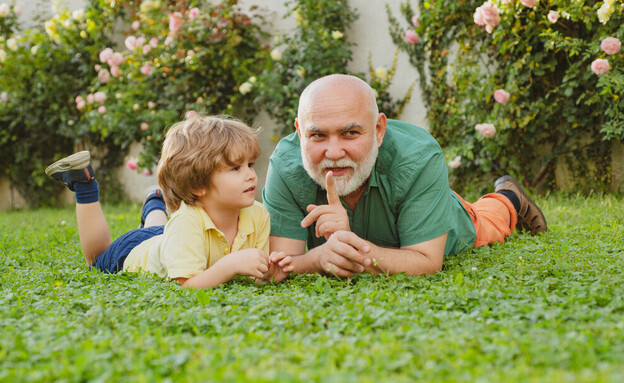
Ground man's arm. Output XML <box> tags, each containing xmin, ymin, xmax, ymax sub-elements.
<box><xmin>362</xmin><ymin>232</ymin><xmax>447</xmax><ymax>276</ymax></box>
<box><xmin>269</xmin><ymin>231</ymin><xmax>446</xmax><ymax>278</ymax></box>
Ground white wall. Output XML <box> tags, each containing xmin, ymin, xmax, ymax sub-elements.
<box><xmin>3</xmin><ymin>0</ymin><xmax>426</xmax><ymax>206</ymax></box>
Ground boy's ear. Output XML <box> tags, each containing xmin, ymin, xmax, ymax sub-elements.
<box><xmin>192</xmin><ymin>188</ymin><xmax>207</xmax><ymax>197</ymax></box>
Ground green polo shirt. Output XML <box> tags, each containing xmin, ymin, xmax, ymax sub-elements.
<box><xmin>262</xmin><ymin>119</ymin><xmax>476</xmax><ymax>256</ymax></box>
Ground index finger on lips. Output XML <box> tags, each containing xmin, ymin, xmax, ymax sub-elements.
<box><xmin>325</xmin><ymin>171</ymin><xmax>341</xmax><ymax>206</ymax></box>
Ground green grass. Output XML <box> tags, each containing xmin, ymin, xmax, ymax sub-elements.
<box><xmin>1</xmin><ymin>195</ymin><xmax>623</xmax><ymax>382</ymax></box>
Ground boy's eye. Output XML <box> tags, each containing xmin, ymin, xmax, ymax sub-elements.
<box><xmin>249</xmin><ymin>162</ymin><xmax>255</xmax><ymax>168</ymax></box>
<box><xmin>233</xmin><ymin>166</ymin><xmax>241</xmax><ymax>171</ymax></box>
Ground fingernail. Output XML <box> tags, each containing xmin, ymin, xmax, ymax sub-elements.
<box><xmin>363</xmin><ymin>245</ymin><xmax>370</xmax><ymax>253</ymax></box>
<box><xmin>364</xmin><ymin>258</ymin><xmax>371</xmax><ymax>266</ymax></box>
<box><xmin>358</xmin><ymin>266</ymin><xmax>364</xmax><ymax>272</ymax></box>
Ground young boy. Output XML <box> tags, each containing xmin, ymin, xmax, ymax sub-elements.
<box><xmin>46</xmin><ymin>115</ymin><xmax>292</xmax><ymax>288</ymax></box>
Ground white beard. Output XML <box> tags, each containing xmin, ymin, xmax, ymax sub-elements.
<box><xmin>301</xmin><ymin>137</ymin><xmax>379</xmax><ymax>196</ymax></box>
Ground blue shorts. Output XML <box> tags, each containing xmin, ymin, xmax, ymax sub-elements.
<box><xmin>92</xmin><ymin>225</ymin><xmax>164</xmax><ymax>273</ymax></box>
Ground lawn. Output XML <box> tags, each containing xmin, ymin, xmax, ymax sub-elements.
<box><xmin>1</xmin><ymin>195</ymin><xmax>623</xmax><ymax>382</ymax></box>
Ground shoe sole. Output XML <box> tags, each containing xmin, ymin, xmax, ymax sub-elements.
<box><xmin>45</xmin><ymin>151</ymin><xmax>91</xmax><ymax>176</ymax></box>
<box><xmin>495</xmin><ymin>175</ymin><xmax>548</xmax><ymax>234</ymax></box>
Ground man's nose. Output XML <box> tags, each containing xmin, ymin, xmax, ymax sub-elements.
<box><xmin>324</xmin><ymin>140</ymin><xmax>345</xmax><ymax>161</ymax></box>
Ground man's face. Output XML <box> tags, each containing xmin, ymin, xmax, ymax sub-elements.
<box><xmin>296</xmin><ymin>87</ymin><xmax>384</xmax><ymax>196</ymax></box>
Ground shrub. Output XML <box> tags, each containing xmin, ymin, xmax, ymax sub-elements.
<box><xmin>75</xmin><ymin>0</ymin><xmax>270</xmax><ymax>173</ymax></box>
<box><xmin>256</xmin><ymin>0</ymin><xmax>358</xmax><ymax>138</ymax></box>
<box><xmin>388</xmin><ymin>0</ymin><xmax>624</xmax><ymax>193</ymax></box>
<box><xmin>0</xmin><ymin>4</ymin><xmax>114</xmax><ymax>206</ymax></box>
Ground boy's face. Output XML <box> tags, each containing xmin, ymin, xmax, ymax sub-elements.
<box><xmin>203</xmin><ymin>156</ymin><xmax>258</xmax><ymax>211</ymax></box>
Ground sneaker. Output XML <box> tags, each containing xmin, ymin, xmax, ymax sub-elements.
<box><xmin>494</xmin><ymin>175</ymin><xmax>547</xmax><ymax>235</ymax></box>
<box><xmin>139</xmin><ymin>185</ymin><xmax>165</xmax><ymax>228</ymax></box>
<box><xmin>45</xmin><ymin>151</ymin><xmax>95</xmax><ymax>191</ymax></box>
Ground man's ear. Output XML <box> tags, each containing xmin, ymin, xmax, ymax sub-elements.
<box><xmin>295</xmin><ymin>118</ymin><xmax>301</xmax><ymax>139</ymax></box>
<box><xmin>375</xmin><ymin>113</ymin><xmax>387</xmax><ymax>147</ymax></box>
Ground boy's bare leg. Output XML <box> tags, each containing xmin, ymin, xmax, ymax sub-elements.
<box><xmin>76</xmin><ymin>202</ymin><xmax>112</xmax><ymax>266</ymax></box>
<box><xmin>144</xmin><ymin>210</ymin><xmax>168</xmax><ymax>228</ymax></box>
<box><xmin>45</xmin><ymin>151</ymin><xmax>112</xmax><ymax>266</ymax></box>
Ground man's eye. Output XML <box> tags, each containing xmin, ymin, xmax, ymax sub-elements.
<box><xmin>344</xmin><ymin>131</ymin><xmax>359</xmax><ymax>136</ymax></box>
<box><xmin>310</xmin><ymin>133</ymin><xmax>325</xmax><ymax>139</ymax></box>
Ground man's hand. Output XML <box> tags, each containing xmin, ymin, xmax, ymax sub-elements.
<box><xmin>301</xmin><ymin>171</ymin><xmax>350</xmax><ymax>239</ymax></box>
<box><xmin>318</xmin><ymin>230</ymin><xmax>372</xmax><ymax>277</ymax></box>
<box><xmin>259</xmin><ymin>251</ymin><xmax>294</xmax><ymax>283</ymax></box>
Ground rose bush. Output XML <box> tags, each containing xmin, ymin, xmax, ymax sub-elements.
<box><xmin>257</xmin><ymin>0</ymin><xmax>412</xmax><ymax>138</ymax></box>
<box><xmin>389</xmin><ymin>0</ymin><xmax>623</xmax><ymax>192</ymax></box>
<box><xmin>76</xmin><ymin>0</ymin><xmax>270</xmax><ymax>173</ymax></box>
<box><xmin>0</xmin><ymin>3</ymin><xmax>115</xmax><ymax>205</ymax></box>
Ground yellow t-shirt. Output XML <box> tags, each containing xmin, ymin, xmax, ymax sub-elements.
<box><xmin>123</xmin><ymin>200</ymin><xmax>270</xmax><ymax>279</ymax></box>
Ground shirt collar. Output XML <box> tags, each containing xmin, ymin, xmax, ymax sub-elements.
<box><xmin>180</xmin><ymin>200</ymin><xmax>255</xmax><ymax>239</ymax></box>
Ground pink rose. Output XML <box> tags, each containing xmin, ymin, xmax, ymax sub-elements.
<box><xmin>481</xmin><ymin>3</ymin><xmax>500</xmax><ymax>27</ymax></box>
<box><xmin>133</xmin><ymin>103</ymin><xmax>140</xmax><ymax>111</ymax></box>
<box><xmin>600</xmin><ymin>37</ymin><xmax>621</xmax><ymax>55</ymax></box>
<box><xmin>135</xmin><ymin>37</ymin><xmax>146</xmax><ymax>49</ymax></box>
<box><xmin>189</xmin><ymin>8</ymin><xmax>200</xmax><ymax>18</ymax></box>
<box><xmin>99</xmin><ymin>48</ymin><xmax>113</xmax><ymax>63</ymax></box>
<box><xmin>493</xmin><ymin>89</ymin><xmax>510</xmax><ymax>104</ymax></box>
<box><xmin>94</xmin><ymin>91</ymin><xmax>106</xmax><ymax>104</ymax></box>
<box><xmin>448</xmin><ymin>156</ymin><xmax>462</xmax><ymax>169</ymax></box>
<box><xmin>148</xmin><ymin>101</ymin><xmax>156</xmax><ymax>109</ymax></box>
<box><xmin>547</xmin><ymin>10</ymin><xmax>559</xmax><ymax>23</ymax></box>
<box><xmin>474</xmin><ymin>7</ymin><xmax>485</xmax><ymax>26</ymax></box>
<box><xmin>110</xmin><ymin>65</ymin><xmax>121</xmax><ymax>77</ymax></box>
<box><xmin>75</xmin><ymin>95</ymin><xmax>84</xmax><ymax>105</ymax></box>
<box><xmin>125</xmin><ymin>36</ymin><xmax>136</xmax><ymax>51</ymax></box>
<box><xmin>142</xmin><ymin>45</ymin><xmax>151</xmax><ymax>54</ymax></box>
<box><xmin>131</xmin><ymin>21</ymin><xmax>140</xmax><ymax>30</ymax></box>
<box><xmin>1</xmin><ymin>91</ymin><xmax>8</xmax><ymax>103</ymax></box>
<box><xmin>98</xmin><ymin>69</ymin><xmax>110</xmax><ymax>83</ymax></box>
<box><xmin>142</xmin><ymin>169</ymin><xmax>153</xmax><ymax>176</ymax></box>
<box><xmin>475</xmin><ymin>123</ymin><xmax>496</xmax><ymax>138</ymax></box>
<box><xmin>108</xmin><ymin>52</ymin><xmax>124</xmax><ymax>67</ymax></box>
<box><xmin>126</xmin><ymin>158</ymin><xmax>138</xmax><ymax>170</ymax></box>
<box><xmin>169</xmin><ymin>12</ymin><xmax>183</xmax><ymax>35</ymax></box>
<box><xmin>13</xmin><ymin>4</ymin><xmax>22</xmax><ymax>15</ymax></box>
<box><xmin>94</xmin><ymin>64</ymin><xmax>101</xmax><ymax>72</ymax></box>
<box><xmin>140</xmin><ymin>122</ymin><xmax>149</xmax><ymax>131</ymax></box>
<box><xmin>591</xmin><ymin>59</ymin><xmax>610</xmax><ymax>75</ymax></box>
<box><xmin>140</xmin><ymin>64</ymin><xmax>152</xmax><ymax>75</ymax></box>
<box><xmin>405</xmin><ymin>30</ymin><xmax>420</xmax><ymax>44</ymax></box>
<box><xmin>149</xmin><ymin>38</ymin><xmax>159</xmax><ymax>47</ymax></box>
<box><xmin>520</xmin><ymin>0</ymin><xmax>538</xmax><ymax>8</ymax></box>
<box><xmin>76</xmin><ymin>100</ymin><xmax>86</xmax><ymax>110</ymax></box>
<box><xmin>185</xmin><ymin>110</ymin><xmax>196</xmax><ymax>119</ymax></box>
<box><xmin>411</xmin><ymin>15</ymin><xmax>420</xmax><ymax>27</ymax></box>
<box><xmin>97</xmin><ymin>106</ymin><xmax>106</xmax><ymax>114</ymax></box>
<box><xmin>86</xmin><ymin>94</ymin><xmax>95</xmax><ymax>104</ymax></box>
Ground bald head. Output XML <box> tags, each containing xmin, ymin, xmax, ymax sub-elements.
<box><xmin>297</xmin><ymin>74</ymin><xmax>379</xmax><ymax>123</ymax></box>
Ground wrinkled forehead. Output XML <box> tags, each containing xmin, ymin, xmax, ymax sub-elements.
<box><xmin>299</xmin><ymin>84</ymin><xmax>377</xmax><ymax>132</ymax></box>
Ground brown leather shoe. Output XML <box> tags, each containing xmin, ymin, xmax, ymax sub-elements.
<box><xmin>494</xmin><ymin>175</ymin><xmax>547</xmax><ymax>235</ymax></box>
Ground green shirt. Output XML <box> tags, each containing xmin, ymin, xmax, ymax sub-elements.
<box><xmin>262</xmin><ymin>119</ymin><xmax>476</xmax><ymax>256</ymax></box>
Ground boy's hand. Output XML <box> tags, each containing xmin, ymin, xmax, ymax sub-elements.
<box><xmin>301</xmin><ymin>171</ymin><xmax>350</xmax><ymax>239</ymax></box>
<box><xmin>231</xmin><ymin>248</ymin><xmax>269</xmax><ymax>279</ymax></box>
<box><xmin>259</xmin><ymin>251</ymin><xmax>293</xmax><ymax>283</ymax></box>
